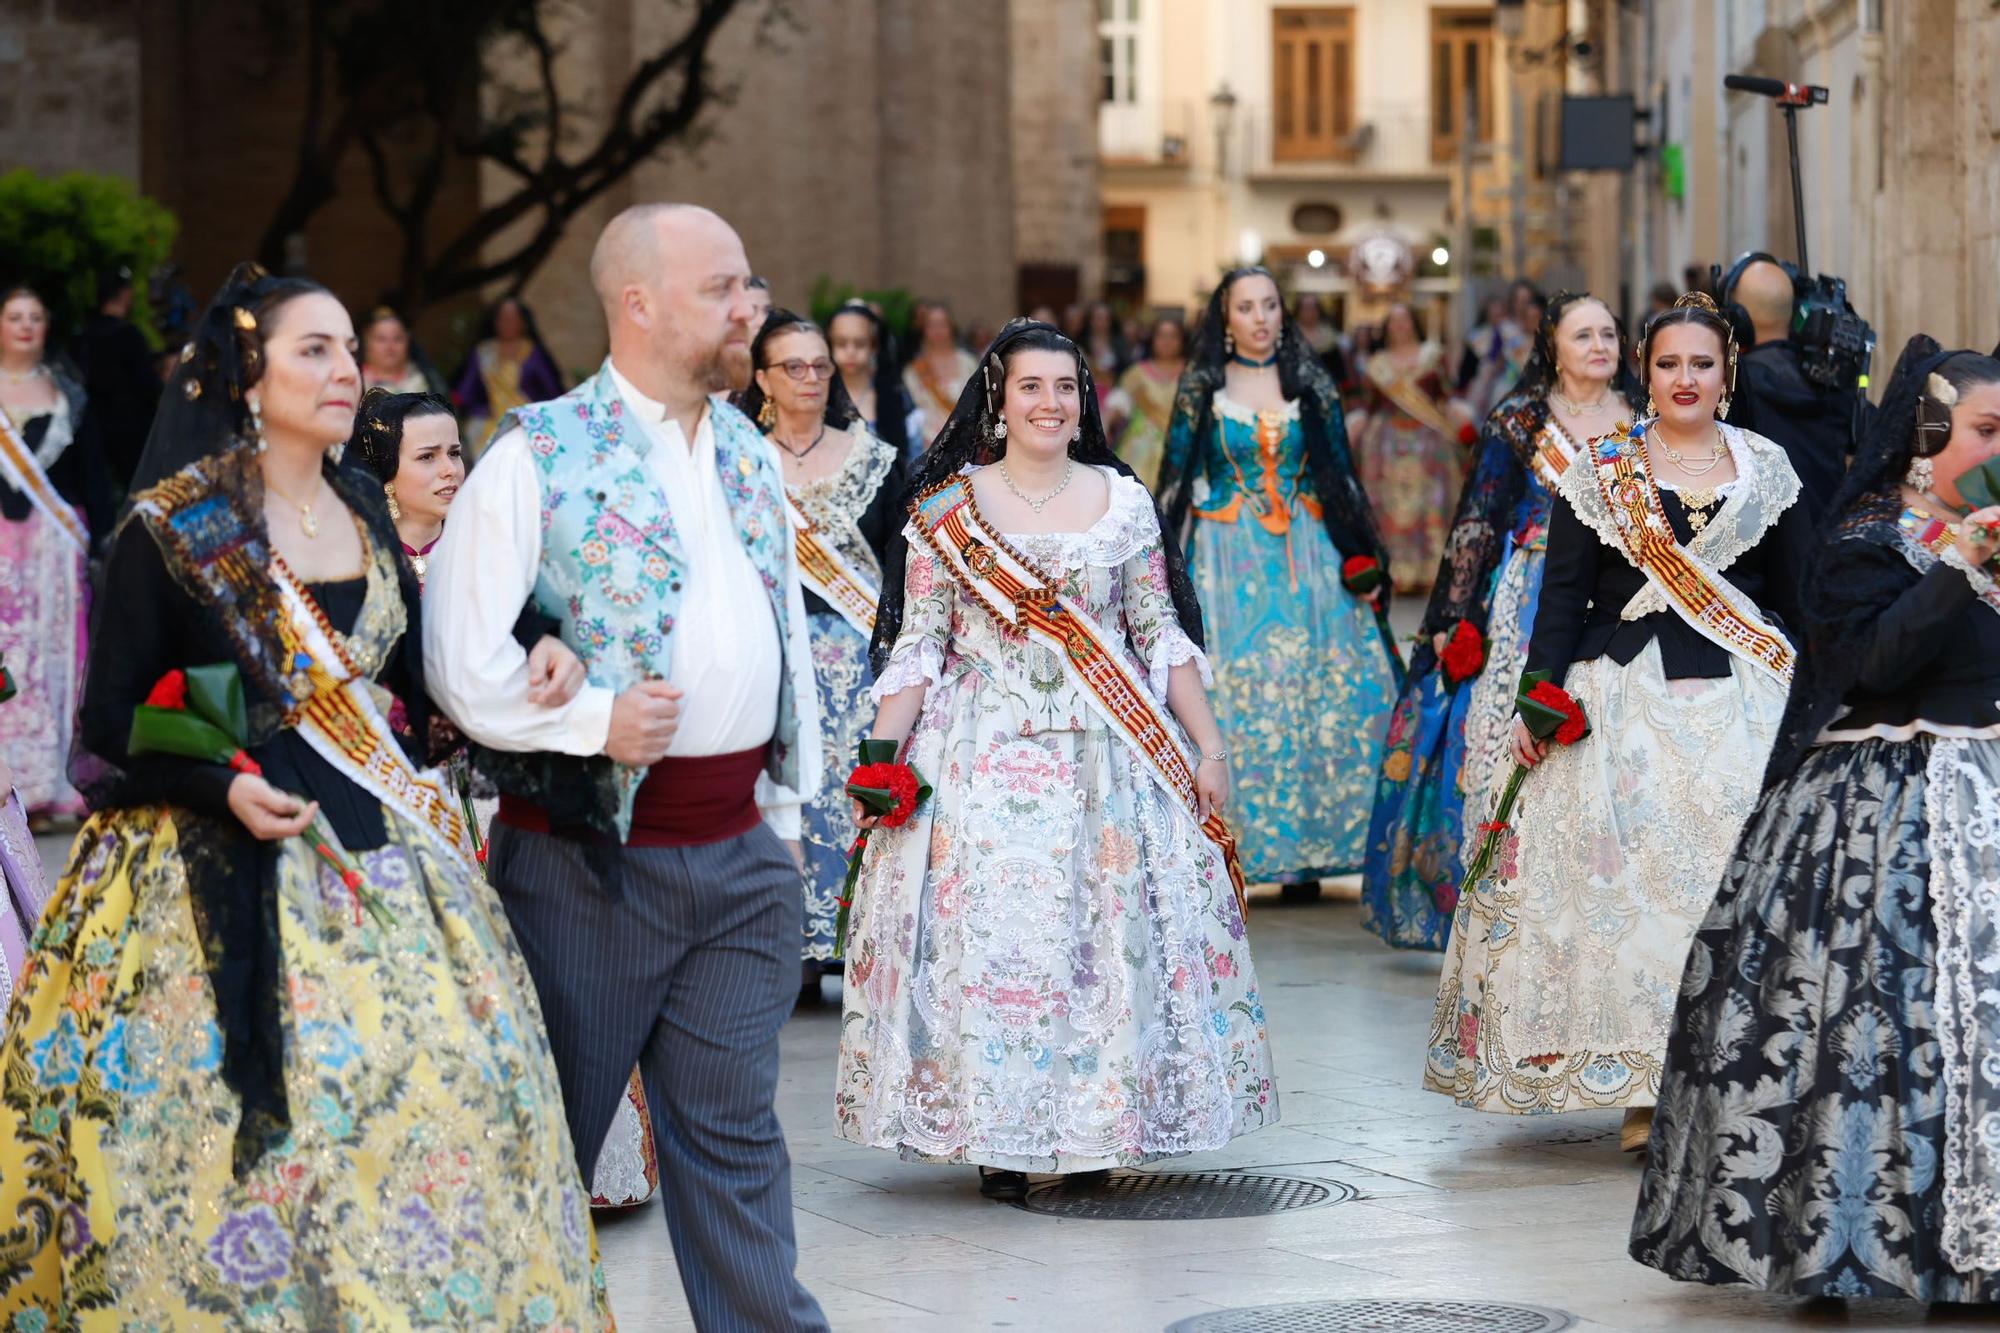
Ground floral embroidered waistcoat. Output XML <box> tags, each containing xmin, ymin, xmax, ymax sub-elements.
<box><xmin>498</xmin><ymin>363</ymin><xmax>800</xmax><ymax>837</ymax></box>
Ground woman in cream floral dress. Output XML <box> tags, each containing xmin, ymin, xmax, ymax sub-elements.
<box><xmin>837</xmin><ymin>321</ymin><xmax>1275</xmax><ymax>1200</ymax></box>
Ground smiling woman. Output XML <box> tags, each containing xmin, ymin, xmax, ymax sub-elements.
<box><xmin>0</xmin><ymin>262</ymin><xmax>613</xmax><ymax>1324</ymax></box>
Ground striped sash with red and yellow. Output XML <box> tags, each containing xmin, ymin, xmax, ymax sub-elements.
<box><xmin>911</xmin><ymin>476</ymin><xmax>1248</xmax><ymax>916</ymax></box>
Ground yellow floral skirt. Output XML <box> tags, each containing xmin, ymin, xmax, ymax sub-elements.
<box><xmin>0</xmin><ymin>807</ymin><xmax>612</xmax><ymax>1329</ymax></box>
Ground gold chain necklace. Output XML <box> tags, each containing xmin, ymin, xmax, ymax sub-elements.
<box><xmin>1552</xmin><ymin>381</ymin><xmax>1610</xmax><ymax>416</ymax></box>
<box><xmin>265</xmin><ymin>472</ymin><xmax>326</xmax><ymax>539</ymax></box>
<box><xmin>1000</xmin><ymin>458</ymin><xmax>1076</xmax><ymax>513</ymax></box>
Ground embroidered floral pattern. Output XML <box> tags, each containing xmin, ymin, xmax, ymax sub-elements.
<box><xmin>1190</xmin><ymin>411</ymin><xmax>1396</xmax><ymax>881</ymax></box>
<box><xmin>839</xmin><ymin>481</ymin><xmax>1275</xmax><ymax>1168</ymax></box>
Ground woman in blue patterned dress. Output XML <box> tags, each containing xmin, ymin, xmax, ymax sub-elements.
<box><xmin>1632</xmin><ymin>339</ymin><xmax>2000</xmax><ymax>1298</ymax></box>
<box><xmin>1359</xmin><ymin>293</ymin><xmax>1638</xmax><ymax>948</ymax></box>
<box><xmin>1157</xmin><ymin>268</ymin><xmax>1400</xmax><ymax>886</ymax></box>
<box><xmin>737</xmin><ymin>310</ymin><xmax>904</xmax><ymax>991</ymax></box>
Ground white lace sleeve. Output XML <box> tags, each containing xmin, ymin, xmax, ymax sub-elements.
<box><xmin>1145</xmin><ymin>629</ymin><xmax>1213</xmax><ymax>702</ymax></box>
<box><xmin>870</xmin><ymin>640</ymin><xmax>943</xmax><ymax>702</ymax></box>
<box><xmin>1117</xmin><ymin>502</ymin><xmax>1212</xmax><ymax>701</ymax></box>
<box><xmin>870</xmin><ymin>537</ymin><xmax>952</xmax><ymax>703</ymax></box>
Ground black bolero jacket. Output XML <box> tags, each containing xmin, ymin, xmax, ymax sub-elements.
<box><xmin>1525</xmin><ymin>468</ymin><xmax>1814</xmax><ymax>686</ymax></box>
<box><xmin>1822</xmin><ymin>540</ymin><xmax>2000</xmax><ymax>736</ymax></box>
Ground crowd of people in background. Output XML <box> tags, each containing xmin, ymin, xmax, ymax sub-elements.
<box><xmin>12</xmin><ymin>219</ymin><xmax>2000</xmax><ymax>1325</ymax></box>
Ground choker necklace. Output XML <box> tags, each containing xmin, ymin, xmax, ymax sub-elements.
<box><xmin>775</xmin><ymin>424</ymin><xmax>827</xmax><ymax>460</ymax></box>
<box><xmin>265</xmin><ymin>472</ymin><xmax>327</xmax><ymax>539</ymax></box>
<box><xmin>1229</xmin><ymin>351</ymin><xmax>1278</xmax><ymax>369</ymax></box>
<box><xmin>1656</xmin><ymin>427</ymin><xmax>1730</xmax><ymax>477</ymax></box>
<box><xmin>1001</xmin><ymin>457</ymin><xmax>1076</xmax><ymax>513</ymax></box>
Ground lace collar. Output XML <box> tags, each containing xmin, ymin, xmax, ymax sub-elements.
<box><xmin>1214</xmin><ymin>390</ymin><xmax>1300</xmax><ymax>428</ymax></box>
<box><xmin>1557</xmin><ymin>421</ymin><xmax>1799</xmax><ymax>575</ymax></box>
<box><xmin>904</xmin><ymin>464</ymin><xmax>1160</xmax><ymax>571</ymax></box>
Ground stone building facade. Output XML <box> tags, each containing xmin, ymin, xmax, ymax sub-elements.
<box><xmin>1620</xmin><ymin>0</ymin><xmax>2000</xmax><ymax>364</ymax></box>
<box><xmin>1</xmin><ymin>0</ymin><xmax>1101</xmax><ymax>373</ymax></box>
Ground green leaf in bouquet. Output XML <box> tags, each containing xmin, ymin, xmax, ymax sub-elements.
<box><xmin>1953</xmin><ymin>456</ymin><xmax>2000</xmax><ymax>512</ymax></box>
<box><xmin>1515</xmin><ymin>695</ymin><xmax>1572</xmax><ymax>742</ymax></box>
<box><xmin>183</xmin><ymin>662</ymin><xmax>251</xmax><ymax>745</ymax></box>
<box><xmin>856</xmin><ymin>737</ymin><xmax>901</xmax><ymax>767</ymax></box>
<box><xmin>128</xmin><ymin>705</ymin><xmax>242</xmax><ymax>765</ymax></box>
<box><xmin>846</xmin><ymin>784</ymin><xmax>902</xmax><ymax>814</ymax></box>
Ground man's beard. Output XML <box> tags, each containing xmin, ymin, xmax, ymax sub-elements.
<box><xmin>693</xmin><ymin>340</ymin><xmax>752</xmax><ymax>394</ymax></box>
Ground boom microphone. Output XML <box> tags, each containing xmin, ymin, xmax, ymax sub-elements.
<box><xmin>1723</xmin><ymin>74</ymin><xmax>1788</xmax><ymax>97</ymax></box>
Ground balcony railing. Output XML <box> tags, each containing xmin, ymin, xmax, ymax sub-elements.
<box><xmin>1097</xmin><ymin>97</ymin><xmax>1196</xmax><ymax>167</ymax></box>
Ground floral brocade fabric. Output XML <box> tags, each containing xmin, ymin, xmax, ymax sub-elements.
<box><xmin>0</xmin><ymin>812</ymin><xmax>610</xmax><ymax>1325</ymax></box>
<box><xmin>1631</xmin><ymin>737</ymin><xmax>2000</xmax><ymax>1301</ymax></box>
<box><xmin>1192</xmin><ymin>397</ymin><xmax>1396</xmax><ymax>882</ymax></box>
<box><xmin>837</xmin><ymin>469</ymin><xmax>1276</xmax><ymax>1170</ymax></box>
<box><xmin>1424</xmin><ymin>641</ymin><xmax>1785</xmax><ymax>1113</ymax></box>
<box><xmin>790</xmin><ymin>435</ymin><xmax>895</xmax><ymax>963</ymax></box>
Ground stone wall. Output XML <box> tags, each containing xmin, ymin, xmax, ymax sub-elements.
<box><xmin>507</xmin><ymin>0</ymin><xmax>1021</xmax><ymax>371</ymax></box>
<box><xmin>0</xmin><ymin>0</ymin><xmax>142</xmax><ymax>181</ymax></box>
<box><xmin>1009</xmin><ymin>0</ymin><xmax>1101</xmax><ymax>308</ymax></box>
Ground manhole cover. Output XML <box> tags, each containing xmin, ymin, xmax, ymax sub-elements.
<box><xmin>1015</xmin><ymin>1170</ymin><xmax>1354</xmax><ymax>1220</ymax></box>
<box><xmin>1166</xmin><ymin>1300</ymin><xmax>1574</xmax><ymax>1333</ymax></box>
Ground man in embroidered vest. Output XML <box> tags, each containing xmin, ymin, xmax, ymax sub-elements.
<box><xmin>425</xmin><ymin>203</ymin><xmax>827</xmax><ymax>1331</ymax></box>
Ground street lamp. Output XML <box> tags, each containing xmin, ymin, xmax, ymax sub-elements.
<box><xmin>1209</xmin><ymin>83</ymin><xmax>1239</xmax><ymax>178</ymax></box>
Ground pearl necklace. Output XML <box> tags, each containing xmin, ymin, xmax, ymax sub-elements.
<box><xmin>0</xmin><ymin>363</ymin><xmax>46</xmax><ymax>386</ymax></box>
<box><xmin>1000</xmin><ymin>458</ymin><xmax>1075</xmax><ymax>513</ymax></box>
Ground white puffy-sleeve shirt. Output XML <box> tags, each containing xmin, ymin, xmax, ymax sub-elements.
<box><xmin>423</xmin><ymin>364</ymin><xmax>821</xmax><ymax>838</ymax></box>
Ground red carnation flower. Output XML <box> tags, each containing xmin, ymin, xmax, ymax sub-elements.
<box><xmin>1439</xmin><ymin>621</ymin><xmax>1485</xmax><ymax>684</ymax></box>
<box><xmin>145</xmin><ymin>669</ymin><xmax>189</xmax><ymax>711</ymax></box>
<box><xmin>1457</xmin><ymin>421</ymin><xmax>1478</xmax><ymax>446</ymax></box>
<box><xmin>1526</xmin><ymin>681</ymin><xmax>1588</xmax><ymax>746</ymax></box>
<box><xmin>850</xmin><ymin>762</ymin><xmax>921</xmax><ymax>828</ymax></box>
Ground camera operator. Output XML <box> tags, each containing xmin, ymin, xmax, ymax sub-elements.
<box><xmin>1722</xmin><ymin>256</ymin><xmax>1867</xmax><ymax>524</ymax></box>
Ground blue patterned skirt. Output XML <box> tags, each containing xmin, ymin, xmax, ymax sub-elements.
<box><xmin>1193</xmin><ymin>516</ymin><xmax>1397</xmax><ymax>883</ymax></box>
<box><xmin>801</xmin><ymin>610</ymin><xmax>876</xmax><ymax>964</ymax></box>
<box><xmin>1631</xmin><ymin>735</ymin><xmax>2000</xmax><ymax>1301</ymax></box>
<box><xmin>1358</xmin><ymin>665</ymin><xmax>1472</xmax><ymax>950</ymax></box>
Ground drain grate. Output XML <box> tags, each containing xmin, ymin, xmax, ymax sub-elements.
<box><xmin>1015</xmin><ymin>1170</ymin><xmax>1354</xmax><ymax>1220</ymax></box>
<box><xmin>1166</xmin><ymin>1300</ymin><xmax>1574</xmax><ymax>1333</ymax></box>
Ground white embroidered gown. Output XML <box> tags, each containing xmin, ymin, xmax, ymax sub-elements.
<box><xmin>835</xmin><ymin>468</ymin><xmax>1277</xmax><ymax>1170</ymax></box>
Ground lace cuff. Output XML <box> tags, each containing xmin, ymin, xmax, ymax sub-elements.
<box><xmin>1146</xmin><ymin>629</ymin><xmax>1212</xmax><ymax>701</ymax></box>
<box><xmin>870</xmin><ymin>641</ymin><xmax>944</xmax><ymax>703</ymax></box>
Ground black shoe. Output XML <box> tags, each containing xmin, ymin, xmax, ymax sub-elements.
<box><xmin>1280</xmin><ymin>881</ymin><xmax>1323</xmax><ymax>904</ymax></box>
<box><xmin>1066</xmin><ymin>1169</ymin><xmax>1112</xmax><ymax>1190</ymax></box>
<box><xmin>978</xmin><ymin>1167</ymin><xmax>1029</xmax><ymax>1201</ymax></box>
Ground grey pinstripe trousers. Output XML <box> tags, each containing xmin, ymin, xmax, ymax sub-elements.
<box><xmin>488</xmin><ymin>820</ymin><xmax>829</xmax><ymax>1332</ymax></box>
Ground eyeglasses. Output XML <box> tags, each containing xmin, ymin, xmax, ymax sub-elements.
<box><xmin>774</xmin><ymin>358</ymin><xmax>836</xmax><ymax>382</ymax></box>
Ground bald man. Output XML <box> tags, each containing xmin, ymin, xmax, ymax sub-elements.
<box><xmin>1725</xmin><ymin>257</ymin><xmax>1865</xmax><ymax>523</ymax></box>
<box><xmin>426</xmin><ymin>203</ymin><xmax>829</xmax><ymax>1330</ymax></box>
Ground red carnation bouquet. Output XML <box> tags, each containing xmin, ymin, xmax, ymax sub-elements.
<box><xmin>834</xmin><ymin>737</ymin><xmax>931</xmax><ymax>958</ymax></box>
<box><xmin>1438</xmin><ymin>620</ymin><xmax>1486</xmax><ymax>687</ymax></box>
<box><xmin>1455</xmin><ymin>669</ymin><xmax>1589</xmax><ymax>892</ymax></box>
<box><xmin>130</xmin><ymin>664</ymin><xmax>394</xmax><ymax>929</ymax></box>
<box><xmin>1340</xmin><ymin>555</ymin><xmax>1384</xmax><ymax>597</ymax></box>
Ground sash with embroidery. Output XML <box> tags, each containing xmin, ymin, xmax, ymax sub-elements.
<box><xmin>910</xmin><ymin>477</ymin><xmax>1249</xmax><ymax>916</ymax></box>
<box><xmin>1528</xmin><ymin>420</ymin><xmax>1581</xmax><ymax>490</ymax></box>
<box><xmin>1581</xmin><ymin>429</ymin><xmax>1794</xmax><ymax>683</ymax></box>
<box><xmin>1365</xmin><ymin>353</ymin><xmax>1456</xmax><ymax>440</ymax></box>
<box><xmin>0</xmin><ymin>409</ymin><xmax>86</xmax><ymax>552</ymax></box>
<box><xmin>787</xmin><ymin>494</ymin><xmax>878</xmax><ymax>638</ymax></box>
<box><xmin>270</xmin><ymin>558</ymin><xmax>473</xmax><ymax>871</ymax></box>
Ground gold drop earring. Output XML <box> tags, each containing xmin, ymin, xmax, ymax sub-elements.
<box><xmin>385</xmin><ymin>482</ymin><xmax>401</xmax><ymax>520</ymax></box>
